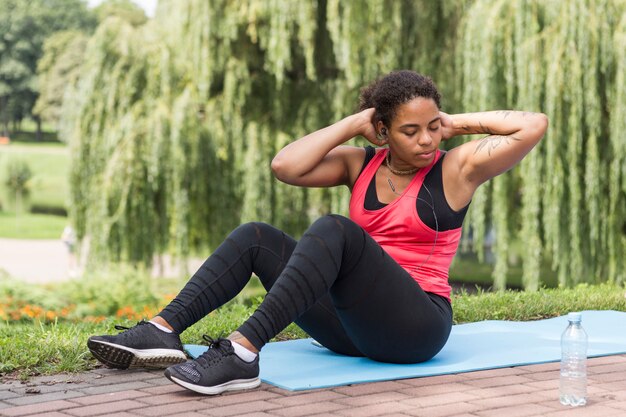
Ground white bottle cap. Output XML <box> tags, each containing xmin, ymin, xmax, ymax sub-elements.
<box><xmin>568</xmin><ymin>312</ymin><xmax>582</xmax><ymax>322</ymax></box>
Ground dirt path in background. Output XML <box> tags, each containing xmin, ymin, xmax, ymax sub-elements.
<box><xmin>0</xmin><ymin>238</ymin><xmax>69</xmax><ymax>283</ymax></box>
<box><xmin>0</xmin><ymin>238</ymin><xmax>205</xmax><ymax>283</ymax></box>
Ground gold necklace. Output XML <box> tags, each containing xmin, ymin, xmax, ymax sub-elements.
<box><xmin>385</xmin><ymin>152</ymin><xmax>419</xmax><ymax>176</ymax></box>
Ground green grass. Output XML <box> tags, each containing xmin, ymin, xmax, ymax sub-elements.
<box><xmin>0</xmin><ymin>211</ymin><xmax>68</xmax><ymax>239</ymax></box>
<box><xmin>1</xmin><ymin>283</ymin><xmax>624</xmax><ymax>380</ymax></box>
<box><xmin>0</xmin><ymin>142</ymin><xmax>69</xmax><ymax>214</ymax></box>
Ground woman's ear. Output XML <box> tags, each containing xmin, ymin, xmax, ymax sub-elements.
<box><xmin>376</xmin><ymin>121</ymin><xmax>387</xmax><ymax>136</ymax></box>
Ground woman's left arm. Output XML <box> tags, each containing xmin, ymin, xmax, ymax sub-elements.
<box><xmin>443</xmin><ymin>110</ymin><xmax>549</xmax><ymax>187</ymax></box>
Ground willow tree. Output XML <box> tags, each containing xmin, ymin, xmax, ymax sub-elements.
<box><xmin>65</xmin><ymin>0</ymin><xmax>466</xmax><ymax>266</ymax></box>
<box><xmin>457</xmin><ymin>0</ymin><xmax>626</xmax><ymax>289</ymax></box>
<box><xmin>65</xmin><ymin>0</ymin><xmax>625</xmax><ymax>289</ymax></box>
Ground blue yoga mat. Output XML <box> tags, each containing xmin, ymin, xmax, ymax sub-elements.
<box><xmin>184</xmin><ymin>310</ymin><xmax>626</xmax><ymax>391</ymax></box>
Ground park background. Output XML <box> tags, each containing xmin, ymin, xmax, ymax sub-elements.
<box><xmin>0</xmin><ymin>0</ymin><xmax>625</xmax><ymax>378</ymax></box>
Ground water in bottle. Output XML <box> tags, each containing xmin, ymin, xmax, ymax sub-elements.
<box><xmin>559</xmin><ymin>312</ymin><xmax>588</xmax><ymax>406</ymax></box>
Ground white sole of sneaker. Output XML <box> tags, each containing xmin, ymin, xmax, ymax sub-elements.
<box><xmin>169</xmin><ymin>375</ymin><xmax>261</xmax><ymax>395</ymax></box>
<box><xmin>89</xmin><ymin>340</ymin><xmax>187</xmax><ymax>369</ymax></box>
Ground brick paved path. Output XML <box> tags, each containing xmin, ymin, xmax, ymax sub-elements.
<box><xmin>1</xmin><ymin>354</ymin><xmax>625</xmax><ymax>417</ymax></box>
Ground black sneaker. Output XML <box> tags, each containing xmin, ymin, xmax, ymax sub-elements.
<box><xmin>87</xmin><ymin>321</ymin><xmax>187</xmax><ymax>369</ymax></box>
<box><xmin>164</xmin><ymin>336</ymin><xmax>260</xmax><ymax>395</ymax></box>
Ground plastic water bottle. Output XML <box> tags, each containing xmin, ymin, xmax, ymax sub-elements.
<box><xmin>559</xmin><ymin>312</ymin><xmax>588</xmax><ymax>406</ymax></box>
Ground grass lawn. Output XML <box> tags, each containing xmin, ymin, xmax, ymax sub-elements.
<box><xmin>1</xmin><ymin>282</ymin><xmax>624</xmax><ymax>380</ymax></box>
<box><xmin>0</xmin><ymin>142</ymin><xmax>69</xmax><ymax>214</ymax></box>
<box><xmin>0</xmin><ymin>211</ymin><xmax>67</xmax><ymax>239</ymax></box>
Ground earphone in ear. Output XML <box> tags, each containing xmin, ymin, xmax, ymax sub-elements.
<box><xmin>381</xmin><ymin>127</ymin><xmax>387</xmax><ymax>136</ymax></box>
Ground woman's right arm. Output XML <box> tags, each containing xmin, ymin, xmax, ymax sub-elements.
<box><xmin>271</xmin><ymin>108</ymin><xmax>378</xmax><ymax>188</ymax></box>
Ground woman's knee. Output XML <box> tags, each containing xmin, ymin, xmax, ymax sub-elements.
<box><xmin>309</xmin><ymin>214</ymin><xmax>362</xmax><ymax>238</ymax></box>
<box><xmin>229</xmin><ymin>222</ymin><xmax>275</xmax><ymax>244</ymax></box>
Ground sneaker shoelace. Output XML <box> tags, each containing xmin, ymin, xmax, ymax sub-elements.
<box><xmin>113</xmin><ymin>320</ymin><xmax>149</xmax><ymax>340</ymax></box>
<box><xmin>195</xmin><ymin>335</ymin><xmax>234</xmax><ymax>368</ymax></box>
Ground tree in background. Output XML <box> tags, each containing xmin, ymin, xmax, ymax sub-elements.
<box><xmin>92</xmin><ymin>0</ymin><xmax>148</xmax><ymax>26</ymax></box>
<box><xmin>34</xmin><ymin>31</ymin><xmax>89</xmax><ymax>133</ymax></box>
<box><xmin>63</xmin><ymin>0</ymin><xmax>625</xmax><ymax>289</ymax></box>
<box><xmin>0</xmin><ymin>0</ymin><xmax>96</xmax><ymax>139</ymax></box>
<box><xmin>34</xmin><ymin>0</ymin><xmax>149</xmax><ymax>134</ymax></box>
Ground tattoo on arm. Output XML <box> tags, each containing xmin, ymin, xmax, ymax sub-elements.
<box><xmin>474</xmin><ymin>134</ymin><xmax>522</xmax><ymax>156</ymax></box>
<box><xmin>494</xmin><ymin>110</ymin><xmax>512</xmax><ymax>119</ymax></box>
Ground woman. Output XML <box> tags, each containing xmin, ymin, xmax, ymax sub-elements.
<box><xmin>88</xmin><ymin>70</ymin><xmax>548</xmax><ymax>395</ymax></box>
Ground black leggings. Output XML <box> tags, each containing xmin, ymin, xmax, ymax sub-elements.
<box><xmin>159</xmin><ymin>215</ymin><xmax>452</xmax><ymax>364</ymax></box>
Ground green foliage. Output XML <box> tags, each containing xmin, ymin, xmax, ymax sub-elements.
<box><xmin>64</xmin><ymin>0</ymin><xmax>467</xmax><ymax>266</ymax></box>
<box><xmin>93</xmin><ymin>0</ymin><xmax>148</xmax><ymax>26</ymax></box>
<box><xmin>452</xmin><ymin>283</ymin><xmax>626</xmax><ymax>323</ymax></box>
<box><xmin>0</xmin><ymin>0</ymin><xmax>96</xmax><ymax>134</ymax></box>
<box><xmin>60</xmin><ymin>265</ymin><xmax>162</xmax><ymax>318</ymax></box>
<box><xmin>61</xmin><ymin>0</ymin><xmax>626</xmax><ymax>290</ymax></box>
<box><xmin>4</xmin><ymin>158</ymin><xmax>31</xmax><ymax>196</ymax></box>
<box><xmin>457</xmin><ymin>0</ymin><xmax>626</xmax><ymax>289</ymax></box>
<box><xmin>0</xmin><ymin>320</ymin><xmax>103</xmax><ymax>377</ymax></box>
<box><xmin>1</xmin><ymin>283</ymin><xmax>624</xmax><ymax>379</ymax></box>
<box><xmin>0</xmin><ymin>142</ymin><xmax>69</xmax><ymax>214</ymax></box>
<box><xmin>0</xmin><ymin>211</ymin><xmax>67</xmax><ymax>239</ymax></box>
<box><xmin>34</xmin><ymin>31</ymin><xmax>89</xmax><ymax>131</ymax></box>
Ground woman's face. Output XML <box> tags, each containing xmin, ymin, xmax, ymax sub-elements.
<box><xmin>381</xmin><ymin>97</ymin><xmax>442</xmax><ymax>169</ymax></box>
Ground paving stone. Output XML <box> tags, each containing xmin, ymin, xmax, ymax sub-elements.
<box><xmin>335</xmin><ymin>401</ymin><xmax>413</xmax><ymax>417</ymax></box>
<box><xmin>0</xmin><ymin>392</ymin><xmax>19</xmax><ymax>401</ymax></box>
<box><xmin>4</xmin><ymin>390</ymin><xmax>84</xmax><ymax>406</ymax></box>
<box><xmin>9</xmin><ymin>382</ymin><xmax>94</xmax><ymax>395</ymax></box>
<box><xmin>401</xmin><ymin>391</ymin><xmax>478</xmax><ymax>408</ymax></box>
<box><xmin>136</xmin><ymin>390</ymin><xmax>205</xmax><ymax>405</ymax></box>
<box><xmin>199</xmin><ymin>399</ymin><xmax>282</xmax><ymax>416</ymax></box>
<box><xmin>86</xmin><ymin>371</ymin><xmax>163</xmax><ymax>386</ymax></box>
<box><xmin>523</xmin><ymin>370</ymin><xmax>559</xmax><ymax>381</ymax></box>
<box><xmin>27</xmin><ymin>412</ymin><xmax>73</xmax><ymax>417</ymax></box>
<box><xmin>64</xmin><ymin>399</ymin><xmax>147</xmax><ymax>416</ymax></box>
<box><xmin>97</xmin><ymin>413</ymin><xmax>143</xmax><ymax>417</ymax></box>
<box><xmin>234</xmin><ymin>413</ymin><xmax>281</xmax><ymax>417</ymax></box>
<box><xmin>392</xmin><ymin>374</ymin><xmax>468</xmax><ymax>387</ymax></box>
<box><xmin>201</xmin><ymin>389</ymin><xmax>282</xmax><ymax>407</ymax></box>
<box><xmin>543</xmin><ymin>404</ymin><xmax>625</xmax><ymax>417</ymax></box>
<box><xmin>606</xmin><ymin>400</ymin><xmax>626</xmax><ymax>411</ymax></box>
<box><xmin>463</xmin><ymin>374</ymin><xmax>535</xmax><ymax>388</ymax></box>
<box><xmin>266</xmin><ymin>385</ymin><xmax>328</xmax><ymax>397</ymax></box>
<box><xmin>70</xmin><ymin>390</ymin><xmax>149</xmax><ymax>406</ymax></box>
<box><xmin>266</xmin><ymin>390</ymin><xmax>347</xmax><ymax>407</ymax></box>
<box><xmin>514</xmin><ymin>362</ymin><xmax>560</xmax><ymax>373</ymax></box>
<box><xmin>0</xmin><ymin>399</ymin><xmax>78</xmax><ymax>417</ymax></box>
<box><xmin>0</xmin><ymin>382</ymin><xmax>25</xmax><ymax>392</ymax></box>
<box><xmin>588</xmin><ymin>362</ymin><xmax>626</xmax><ymax>374</ymax></box>
<box><xmin>79</xmin><ymin>381</ymin><xmax>153</xmax><ymax>395</ymax></box>
<box><xmin>587</xmin><ymin>355</ymin><xmax>626</xmax><ymax>365</ymax></box>
<box><xmin>468</xmin><ymin>393</ymin><xmax>553</xmax><ymax>409</ymax></box>
<box><xmin>274</xmin><ymin>401</ymin><xmax>347</xmax><ymax>417</ymax></box>
<box><xmin>588</xmin><ymin>372</ymin><xmax>626</xmax><ymax>383</ymax></box>
<box><xmin>332</xmin><ymin>381</ymin><xmax>411</xmax><ymax>396</ymax></box>
<box><xmin>403</xmin><ymin>401</ymin><xmax>480</xmax><ymax>417</ymax></box>
<box><xmin>474</xmin><ymin>403</ymin><xmax>555</xmax><ymax>417</ymax></box>
<box><xmin>333</xmin><ymin>391</ymin><xmax>412</xmax><ymax>407</ymax></box>
<box><xmin>536</xmin><ymin>399</ymin><xmax>569</xmax><ymax>410</ymax></box>
<box><xmin>462</xmin><ymin>382</ymin><xmax>538</xmax><ymax>399</ymax></box>
<box><xmin>138</xmin><ymin>384</ymin><xmax>188</xmax><ymax>395</ymax></box>
<box><xmin>462</xmin><ymin>367</ymin><xmax>529</xmax><ymax>380</ymax></box>
<box><xmin>134</xmin><ymin>400</ymin><xmax>209</xmax><ymax>416</ymax></box>
<box><xmin>398</xmin><ymin>382</ymin><xmax>475</xmax><ymax>397</ymax></box>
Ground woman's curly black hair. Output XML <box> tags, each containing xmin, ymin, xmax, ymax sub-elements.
<box><xmin>359</xmin><ymin>70</ymin><xmax>441</xmax><ymax>128</ymax></box>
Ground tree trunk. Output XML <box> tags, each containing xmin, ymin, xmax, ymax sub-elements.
<box><xmin>35</xmin><ymin>116</ymin><xmax>42</xmax><ymax>141</ymax></box>
<box><xmin>0</xmin><ymin>96</ymin><xmax>8</xmax><ymax>137</ymax></box>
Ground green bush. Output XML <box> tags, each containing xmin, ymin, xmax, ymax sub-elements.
<box><xmin>4</xmin><ymin>158</ymin><xmax>32</xmax><ymax>197</ymax></box>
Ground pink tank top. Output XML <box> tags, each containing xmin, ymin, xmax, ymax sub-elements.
<box><xmin>349</xmin><ymin>149</ymin><xmax>462</xmax><ymax>301</ymax></box>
